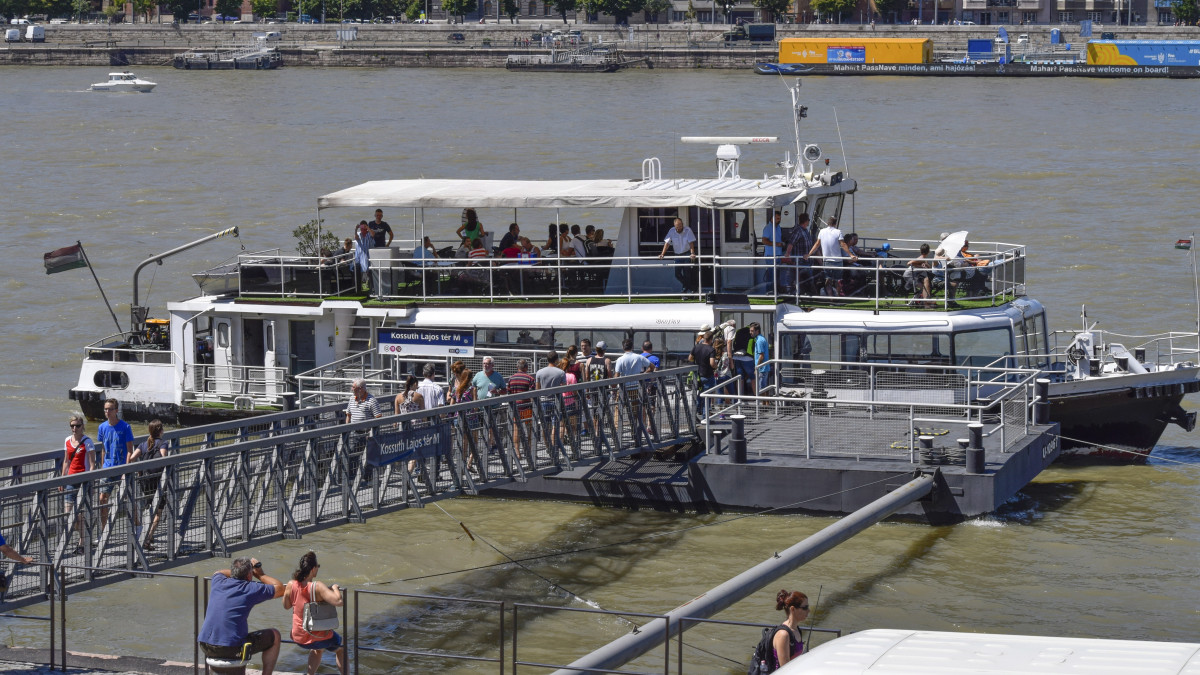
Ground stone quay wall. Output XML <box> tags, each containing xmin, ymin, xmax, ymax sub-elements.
<box><xmin>2</xmin><ymin>22</ymin><xmax>1197</xmax><ymax>68</ymax></box>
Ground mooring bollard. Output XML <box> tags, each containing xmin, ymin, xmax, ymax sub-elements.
<box><xmin>962</xmin><ymin>437</ymin><xmax>984</xmax><ymax>473</ymax></box>
<box><xmin>968</xmin><ymin>422</ymin><xmax>983</xmax><ymax>450</ymax></box>
<box><xmin>1034</xmin><ymin>378</ymin><xmax>1050</xmax><ymax>425</ymax></box>
<box><xmin>730</xmin><ymin>414</ymin><xmax>746</xmax><ymax>464</ymax></box>
<box><xmin>711</xmin><ymin>429</ymin><xmax>724</xmax><ymax>456</ymax></box>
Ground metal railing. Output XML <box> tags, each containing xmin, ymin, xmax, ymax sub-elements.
<box><xmin>0</xmin><ymin>368</ymin><xmax>698</xmax><ymax>608</ymax></box>
<box><xmin>82</xmin><ymin>331</ymin><xmax>174</xmax><ymax>365</ymax></box>
<box><xmin>3</xmin><ymin>574</ymin><xmax>837</xmax><ymax>675</ymax></box>
<box><xmin>207</xmin><ymin>238</ymin><xmax>1027</xmax><ymax>309</ymax></box>
<box><xmin>700</xmin><ymin>358</ymin><xmax>1042</xmax><ymax>461</ymax></box>
<box><xmin>184</xmin><ymin>363</ymin><xmax>294</xmax><ymax>409</ymax></box>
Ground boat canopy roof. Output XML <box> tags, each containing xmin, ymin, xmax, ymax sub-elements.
<box><xmin>317</xmin><ymin>177</ymin><xmax>811</xmax><ymax>211</ymax></box>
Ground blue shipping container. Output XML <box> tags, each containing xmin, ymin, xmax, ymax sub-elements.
<box><xmin>1087</xmin><ymin>40</ymin><xmax>1200</xmax><ymax>66</ymax></box>
<box><xmin>966</xmin><ymin>38</ymin><xmax>994</xmax><ymax>61</ymax></box>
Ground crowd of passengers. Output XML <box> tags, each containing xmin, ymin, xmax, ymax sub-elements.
<box><xmin>322</xmin><ymin>207</ymin><xmax>996</xmax><ymax>303</ymax></box>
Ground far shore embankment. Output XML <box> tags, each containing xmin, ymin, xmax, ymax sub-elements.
<box><xmin>3</xmin><ymin>22</ymin><xmax>1197</xmax><ymax>68</ymax></box>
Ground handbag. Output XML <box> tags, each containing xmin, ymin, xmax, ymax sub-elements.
<box><xmin>296</xmin><ymin>582</ymin><xmax>339</xmax><ymax>633</ymax></box>
<box><xmin>303</xmin><ymin>599</ymin><xmax>339</xmax><ymax>633</ymax></box>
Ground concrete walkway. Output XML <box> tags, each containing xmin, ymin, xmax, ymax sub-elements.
<box><xmin>0</xmin><ymin>647</ymin><xmax>303</xmax><ymax>675</ymax></box>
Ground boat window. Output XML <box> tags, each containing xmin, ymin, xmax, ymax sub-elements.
<box><xmin>813</xmin><ymin>195</ymin><xmax>843</xmax><ymax>229</ymax></box>
<box><xmin>93</xmin><ymin>370</ymin><xmax>129</xmax><ymax>389</ymax></box>
<box><xmin>637</xmin><ymin>207</ymin><xmax>680</xmax><ymax>256</ymax></box>
<box><xmin>216</xmin><ymin>322</ymin><xmax>230</xmax><ymax>348</ymax></box>
<box><xmin>1023</xmin><ymin>313</ymin><xmax>1047</xmax><ymax>368</ymax></box>
<box><xmin>782</xmin><ymin>332</ymin><xmax>950</xmax><ymax>366</ymax></box>
<box><xmin>952</xmin><ymin>328</ymin><xmax>1014</xmax><ymax>367</ymax></box>
<box><xmin>265</xmin><ymin>322</ymin><xmax>274</xmax><ymax>353</ymax></box>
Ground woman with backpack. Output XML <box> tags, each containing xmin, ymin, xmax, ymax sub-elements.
<box><xmin>770</xmin><ymin>589</ymin><xmax>808</xmax><ymax>669</ymax></box>
<box><xmin>283</xmin><ymin>551</ymin><xmax>345</xmax><ymax>675</ymax></box>
<box><xmin>61</xmin><ymin>412</ymin><xmax>95</xmax><ymax>554</ymax></box>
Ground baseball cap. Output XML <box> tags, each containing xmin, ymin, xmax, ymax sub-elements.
<box><xmin>595</xmin><ymin>340</ymin><xmax>607</xmax><ymax>350</ymax></box>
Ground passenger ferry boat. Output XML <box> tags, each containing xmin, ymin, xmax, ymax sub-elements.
<box><xmin>68</xmin><ymin>83</ymin><xmax>1199</xmax><ymax>460</ymax></box>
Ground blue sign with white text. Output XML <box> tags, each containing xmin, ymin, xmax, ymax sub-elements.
<box><xmin>377</xmin><ymin>328</ymin><xmax>475</xmax><ymax>357</ymax></box>
<box><xmin>365</xmin><ymin>421</ymin><xmax>453</xmax><ymax>467</ymax></box>
<box><xmin>827</xmin><ymin>46</ymin><xmax>865</xmax><ymax>63</ymax></box>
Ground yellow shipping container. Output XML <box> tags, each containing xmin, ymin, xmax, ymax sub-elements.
<box><xmin>778</xmin><ymin>38</ymin><xmax>932</xmax><ymax>65</ymax></box>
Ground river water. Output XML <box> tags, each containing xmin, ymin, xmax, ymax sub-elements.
<box><xmin>2</xmin><ymin>67</ymin><xmax>1199</xmax><ymax>672</ymax></box>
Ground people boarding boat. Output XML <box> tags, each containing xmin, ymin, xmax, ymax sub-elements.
<box><xmin>67</xmin><ymin>82</ymin><xmax>1198</xmax><ymax>459</ymax></box>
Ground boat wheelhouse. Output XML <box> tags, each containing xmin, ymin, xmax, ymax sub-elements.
<box><xmin>68</xmin><ymin>84</ymin><xmax>1199</xmax><ymax>456</ymax></box>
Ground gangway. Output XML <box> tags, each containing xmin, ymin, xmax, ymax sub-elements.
<box><xmin>0</xmin><ymin>367</ymin><xmax>698</xmax><ymax>610</ymax></box>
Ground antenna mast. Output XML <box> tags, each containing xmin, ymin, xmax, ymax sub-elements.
<box><xmin>789</xmin><ymin>80</ymin><xmax>808</xmax><ymax>184</ymax></box>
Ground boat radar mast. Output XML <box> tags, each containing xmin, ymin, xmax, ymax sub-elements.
<box><xmin>679</xmin><ymin>136</ymin><xmax>778</xmax><ymax>180</ymax></box>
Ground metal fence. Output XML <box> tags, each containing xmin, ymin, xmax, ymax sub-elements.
<box><xmin>701</xmin><ymin>358</ymin><xmax>1041</xmax><ymax>461</ymax></box>
<box><xmin>0</xmin><ymin>368</ymin><xmax>697</xmax><ymax>608</ymax></box>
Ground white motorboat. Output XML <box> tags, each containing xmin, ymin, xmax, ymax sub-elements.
<box><xmin>89</xmin><ymin>72</ymin><xmax>157</xmax><ymax>93</ymax></box>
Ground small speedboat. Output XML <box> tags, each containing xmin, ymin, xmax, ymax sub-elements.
<box><xmin>90</xmin><ymin>72</ymin><xmax>157</xmax><ymax>92</ymax></box>
<box><xmin>753</xmin><ymin>62</ymin><xmax>815</xmax><ymax>75</ymax></box>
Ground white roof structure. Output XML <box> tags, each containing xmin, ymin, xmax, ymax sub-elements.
<box><xmin>780</xmin><ymin>629</ymin><xmax>1200</xmax><ymax>674</ymax></box>
<box><xmin>317</xmin><ymin>177</ymin><xmax>811</xmax><ymax>211</ymax></box>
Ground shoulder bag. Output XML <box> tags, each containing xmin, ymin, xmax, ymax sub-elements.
<box><xmin>299</xmin><ymin>583</ymin><xmax>340</xmax><ymax>633</ymax></box>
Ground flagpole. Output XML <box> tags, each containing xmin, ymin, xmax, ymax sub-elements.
<box><xmin>1192</xmin><ymin>231</ymin><xmax>1198</xmax><ymax>337</ymax></box>
<box><xmin>77</xmin><ymin>240</ymin><xmax>125</xmax><ymax>336</ymax></box>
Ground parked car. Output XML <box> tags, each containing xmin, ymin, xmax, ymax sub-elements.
<box><xmin>10</xmin><ymin>17</ymin><xmax>29</xmax><ymax>25</ymax></box>
<box><xmin>213</xmin><ymin>13</ymin><xmax>238</xmax><ymax>21</ymax></box>
<box><xmin>298</xmin><ymin>13</ymin><xmax>320</xmax><ymax>23</ymax></box>
<box><xmin>1017</xmin><ymin>33</ymin><xmax>1029</xmax><ymax>44</ymax></box>
<box><xmin>4</xmin><ymin>27</ymin><xmax>19</xmax><ymax>41</ymax></box>
<box><xmin>446</xmin><ymin>32</ymin><xmax>464</xmax><ymax>42</ymax></box>
<box><xmin>49</xmin><ymin>17</ymin><xmax>68</xmax><ymax>24</ymax></box>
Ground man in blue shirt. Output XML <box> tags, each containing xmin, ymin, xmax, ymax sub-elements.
<box><xmin>750</xmin><ymin>322</ymin><xmax>770</xmax><ymax>394</ymax></box>
<box><xmin>640</xmin><ymin>340</ymin><xmax>661</xmax><ymax>370</ymax></box>
<box><xmin>198</xmin><ymin>556</ymin><xmax>285</xmax><ymax>672</ymax></box>
<box><xmin>758</xmin><ymin>210</ymin><xmax>783</xmax><ymax>293</ymax></box>
<box><xmin>96</xmin><ymin>398</ymin><xmax>135</xmax><ymax>530</ymax></box>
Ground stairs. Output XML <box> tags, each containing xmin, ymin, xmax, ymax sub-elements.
<box><xmin>342</xmin><ymin>315</ymin><xmax>373</xmax><ymax>360</ymax></box>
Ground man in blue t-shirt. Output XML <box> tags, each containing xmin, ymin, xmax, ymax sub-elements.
<box><xmin>96</xmin><ymin>398</ymin><xmax>135</xmax><ymax>527</ymax></box>
<box><xmin>198</xmin><ymin>556</ymin><xmax>285</xmax><ymax>671</ymax></box>
<box><xmin>750</xmin><ymin>322</ymin><xmax>770</xmax><ymax>394</ymax></box>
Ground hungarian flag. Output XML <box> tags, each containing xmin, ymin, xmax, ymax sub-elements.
<box><xmin>1177</xmin><ymin>239</ymin><xmax>1193</xmax><ymax>251</ymax></box>
<box><xmin>43</xmin><ymin>244</ymin><xmax>88</xmax><ymax>274</ymax></box>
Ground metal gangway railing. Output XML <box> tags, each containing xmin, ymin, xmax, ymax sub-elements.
<box><xmin>700</xmin><ymin>358</ymin><xmax>1044</xmax><ymax>463</ymax></box>
<box><xmin>0</xmin><ymin>367</ymin><xmax>698</xmax><ymax>609</ymax></box>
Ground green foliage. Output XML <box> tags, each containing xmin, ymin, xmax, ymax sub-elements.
<box><xmin>501</xmin><ymin>0</ymin><xmax>517</xmax><ymax>19</ymax></box>
<box><xmin>250</xmin><ymin>0</ymin><xmax>276</xmax><ymax>19</ymax></box>
<box><xmin>0</xmin><ymin>0</ymin><xmax>30</xmax><ymax>21</ymax></box>
<box><xmin>751</xmin><ymin>0</ymin><xmax>788</xmax><ymax>21</ymax></box>
<box><xmin>215</xmin><ymin>0</ymin><xmax>241</xmax><ymax>18</ymax></box>
<box><xmin>293</xmin><ymin>219</ymin><xmax>339</xmax><ymax>258</ymax></box>
<box><xmin>595</xmin><ymin>0</ymin><xmax>641</xmax><ymax>23</ymax></box>
<box><xmin>643</xmin><ymin>0</ymin><xmax>667</xmax><ymax>22</ymax></box>
<box><xmin>870</xmin><ymin>0</ymin><xmax>902</xmax><ymax>18</ymax></box>
<box><xmin>102</xmin><ymin>0</ymin><xmax>122</xmax><ymax>20</ymax></box>
<box><xmin>71</xmin><ymin>0</ymin><xmax>91</xmax><ymax>18</ymax></box>
<box><xmin>685</xmin><ymin>0</ymin><xmax>695</xmax><ymax>20</ymax></box>
<box><xmin>550</xmin><ymin>0</ymin><xmax>574</xmax><ymax>21</ymax></box>
<box><xmin>130</xmin><ymin>0</ymin><xmax>154</xmax><ymax>21</ymax></box>
<box><xmin>164</xmin><ymin>0</ymin><xmax>190</xmax><ymax>20</ymax></box>
<box><xmin>1173</xmin><ymin>0</ymin><xmax>1199</xmax><ymax>24</ymax></box>
<box><xmin>30</xmin><ymin>0</ymin><xmax>74</xmax><ymax>19</ymax></box>
<box><xmin>441</xmin><ymin>0</ymin><xmax>473</xmax><ymax>20</ymax></box>
<box><xmin>811</xmin><ymin>0</ymin><xmax>853</xmax><ymax>20</ymax></box>
<box><xmin>404</xmin><ymin>0</ymin><xmax>421</xmax><ymax>20</ymax></box>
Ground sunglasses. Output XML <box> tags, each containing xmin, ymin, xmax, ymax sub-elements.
<box><xmin>70</xmin><ymin>423</ymin><xmax>83</xmax><ymax>428</ymax></box>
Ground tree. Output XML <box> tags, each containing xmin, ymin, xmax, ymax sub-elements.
<box><xmin>750</xmin><ymin>0</ymin><xmax>788</xmax><ymax>22</ymax></box>
<box><xmin>215</xmin><ymin>0</ymin><xmax>240</xmax><ymax>19</ymax></box>
<box><xmin>130</xmin><ymin>0</ymin><xmax>154</xmax><ymax>21</ymax></box>
<box><xmin>250</xmin><ymin>0</ymin><xmax>276</xmax><ymax>19</ymax></box>
<box><xmin>685</xmin><ymin>0</ymin><xmax>695</xmax><ymax>20</ymax></box>
<box><xmin>870</xmin><ymin>0</ymin><xmax>902</xmax><ymax>20</ymax></box>
<box><xmin>1172</xmin><ymin>0</ymin><xmax>1199</xmax><ymax>24</ymax></box>
<box><xmin>31</xmin><ymin>0</ymin><xmax>74</xmax><ymax>19</ymax></box>
<box><xmin>550</xmin><ymin>0</ymin><xmax>574</xmax><ymax>22</ymax></box>
<box><xmin>595</xmin><ymin>0</ymin><xmax>640</xmax><ymax>23</ymax></box>
<box><xmin>72</xmin><ymin>0</ymin><xmax>92</xmax><ymax>20</ymax></box>
<box><xmin>501</xmin><ymin>0</ymin><xmax>516</xmax><ymax>20</ymax></box>
<box><xmin>163</xmin><ymin>0</ymin><xmax>189</xmax><ymax>20</ymax></box>
<box><xmin>441</xmin><ymin>0</ymin><xmax>472</xmax><ymax>22</ymax></box>
<box><xmin>404</xmin><ymin>0</ymin><xmax>421</xmax><ymax>20</ymax></box>
<box><xmin>102</xmin><ymin>0</ymin><xmax>123</xmax><ymax>21</ymax></box>
<box><xmin>293</xmin><ymin>220</ymin><xmax>338</xmax><ymax>258</ymax></box>
<box><xmin>643</xmin><ymin>0</ymin><xmax>666</xmax><ymax>22</ymax></box>
<box><xmin>811</xmin><ymin>0</ymin><xmax>852</xmax><ymax>21</ymax></box>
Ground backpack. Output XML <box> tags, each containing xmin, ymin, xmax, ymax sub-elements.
<box><xmin>733</xmin><ymin>327</ymin><xmax>752</xmax><ymax>355</ymax></box>
<box><xmin>747</xmin><ymin>625</ymin><xmax>786</xmax><ymax>675</ymax></box>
